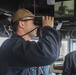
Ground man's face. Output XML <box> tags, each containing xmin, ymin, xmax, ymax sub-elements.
<box><xmin>22</xmin><ymin>17</ymin><xmax>38</xmax><ymax>37</ymax></box>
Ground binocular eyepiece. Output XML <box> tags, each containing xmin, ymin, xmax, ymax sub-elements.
<box><xmin>33</xmin><ymin>17</ymin><xmax>42</xmax><ymax>27</ymax></box>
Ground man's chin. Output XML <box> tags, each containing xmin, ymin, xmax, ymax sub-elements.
<box><xmin>31</xmin><ymin>35</ymin><xmax>36</xmax><ymax>38</ymax></box>
<box><xmin>33</xmin><ymin>35</ymin><xmax>37</xmax><ymax>37</ymax></box>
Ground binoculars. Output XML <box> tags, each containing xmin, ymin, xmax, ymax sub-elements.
<box><xmin>34</xmin><ymin>16</ymin><xmax>42</xmax><ymax>27</ymax></box>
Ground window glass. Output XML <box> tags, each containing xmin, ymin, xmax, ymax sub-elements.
<box><xmin>60</xmin><ymin>39</ymin><xmax>69</xmax><ymax>57</ymax></box>
<box><xmin>70</xmin><ymin>39</ymin><xmax>76</xmax><ymax>52</ymax></box>
<box><xmin>0</xmin><ymin>37</ymin><xmax>8</xmax><ymax>46</ymax></box>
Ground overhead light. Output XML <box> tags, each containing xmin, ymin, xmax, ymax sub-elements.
<box><xmin>4</xmin><ymin>13</ymin><xmax>11</xmax><ymax>17</ymax></box>
<box><xmin>62</xmin><ymin>20</ymin><xmax>69</xmax><ymax>22</ymax></box>
<box><xmin>47</xmin><ymin>0</ymin><xmax>55</xmax><ymax>5</ymax></box>
<box><xmin>56</xmin><ymin>22</ymin><xmax>62</xmax><ymax>30</ymax></box>
<box><xmin>7</xmin><ymin>17</ymin><xmax>11</xmax><ymax>22</ymax></box>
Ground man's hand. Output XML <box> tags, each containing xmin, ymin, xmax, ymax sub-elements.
<box><xmin>42</xmin><ymin>16</ymin><xmax>54</xmax><ymax>28</ymax></box>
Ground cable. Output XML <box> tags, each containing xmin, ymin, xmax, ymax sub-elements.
<box><xmin>21</xmin><ymin>27</ymin><xmax>39</xmax><ymax>36</ymax></box>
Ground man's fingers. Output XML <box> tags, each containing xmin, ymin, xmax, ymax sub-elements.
<box><xmin>42</xmin><ymin>16</ymin><xmax>54</xmax><ymax>28</ymax></box>
<box><xmin>42</xmin><ymin>16</ymin><xmax>45</xmax><ymax>20</ymax></box>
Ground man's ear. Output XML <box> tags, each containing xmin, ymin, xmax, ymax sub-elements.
<box><xmin>18</xmin><ymin>21</ymin><xmax>25</xmax><ymax>29</ymax></box>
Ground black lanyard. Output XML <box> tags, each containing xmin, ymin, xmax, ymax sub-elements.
<box><xmin>21</xmin><ymin>27</ymin><xmax>39</xmax><ymax>36</ymax></box>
